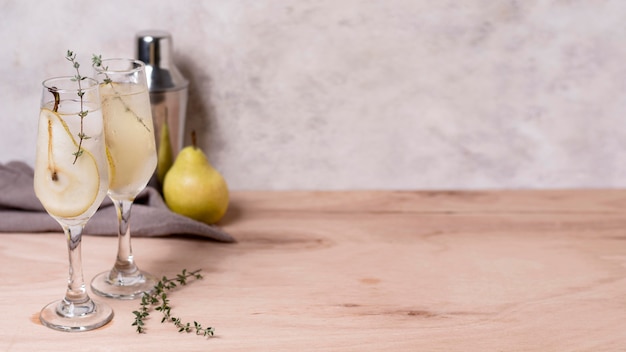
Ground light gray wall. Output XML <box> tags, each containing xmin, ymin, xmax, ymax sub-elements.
<box><xmin>2</xmin><ymin>0</ymin><xmax>625</xmax><ymax>190</ymax></box>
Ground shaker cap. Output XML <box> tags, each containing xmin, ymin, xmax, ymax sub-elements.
<box><xmin>136</xmin><ymin>30</ymin><xmax>188</xmax><ymax>92</ymax></box>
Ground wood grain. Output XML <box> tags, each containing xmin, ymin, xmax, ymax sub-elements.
<box><xmin>1</xmin><ymin>190</ymin><xmax>625</xmax><ymax>351</ymax></box>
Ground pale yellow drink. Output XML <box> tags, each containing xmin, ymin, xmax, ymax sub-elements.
<box><xmin>100</xmin><ymin>82</ymin><xmax>157</xmax><ymax>200</ymax></box>
<box><xmin>34</xmin><ymin>104</ymin><xmax>109</xmax><ymax>223</ymax></box>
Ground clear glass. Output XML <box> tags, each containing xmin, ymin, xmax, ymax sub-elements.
<box><xmin>34</xmin><ymin>76</ymin><xmax>114</xmax><ymax>331</ymax></box>
<box><xmin>90</xmin><ymin>58</ymin><xmax>158</xmax><ymax>299</ymax></box>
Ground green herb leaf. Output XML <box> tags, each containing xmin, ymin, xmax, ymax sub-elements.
<box><xmin>65</xmin><ymin>50</ymin><xmax>90</xmax><ymax>164</ymax></box>
<box><xmin>132</xmin><ymin>269</ymin><xmax>215</xmax><ymax>338</ymax></box>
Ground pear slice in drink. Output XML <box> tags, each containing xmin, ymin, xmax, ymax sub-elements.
<box><xmin>104</xmin><ymin>145</ymin><xmax>116</xmax><ymax>190</ymax></box>
<box><xmin>34</xmin><ymin>108</ymin><xmax>101</xmax><ymax>218</ymax></box>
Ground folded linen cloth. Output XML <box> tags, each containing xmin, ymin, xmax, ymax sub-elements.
<box><xmin>0</xmin><ymin>161</ymin><xmax>235</xmax><ymax>242</ymax></box>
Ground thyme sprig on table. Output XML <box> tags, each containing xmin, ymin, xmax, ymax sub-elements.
<box><xmin>65</xmin><ymin>50</ymin><xmax>91</xmax><ymax>164</ymax></box>
<box><xmin>132</xmin><ymin>269</ymin><xmax>215</xmax><ymax>337</ymax></box>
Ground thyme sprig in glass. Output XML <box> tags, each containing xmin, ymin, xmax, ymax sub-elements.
<box><xmin>65</xmin><ymin>50</ymin><xmax>91</xmax><ymax>163</ymax></box>
<box><xmin>91</xmin><ymin>54</ymin><xmax>150</xmax><ymax>131</ymax></box>
<box><xmin>132</xmin><ymin>269</ymin><xmax>215</xmax><ymax>337</ymax></box>
<box><xmin>90</xmin><ymin>54</ymin><xmax>112</xmax><ymax>84</ymax></box>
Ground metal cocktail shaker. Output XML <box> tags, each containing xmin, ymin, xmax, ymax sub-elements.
<box><xmin>136</xmin><ymin>30</ymin><xmax>188</xmax><ymax>166</ymax></box>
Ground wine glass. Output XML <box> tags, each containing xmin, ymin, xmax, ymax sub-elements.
<box><xmin>90</xmin><ymin>58</ymin><xmax>158</xmax><ymax>299</ymax></box>
<box><xmin>34</xmin><ymin>76</ymin><xmax>114</xmax><ymax>331</ymax></box>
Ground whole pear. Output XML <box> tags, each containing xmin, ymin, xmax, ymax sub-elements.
<box><xmin>163</xmin><ymin>132</ymin><xmax>229</xmax><ymax>224</ymax></box>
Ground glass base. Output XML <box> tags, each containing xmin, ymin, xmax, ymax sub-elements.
<box><xmin>91</xmin><ymin>270</ymin><xmax>156</xmax><ymax>300</ymax></box>
<box><xmin>40</xmin><ymin>298</ymin><xmax>113</xmax><ymax>332</ymax></box>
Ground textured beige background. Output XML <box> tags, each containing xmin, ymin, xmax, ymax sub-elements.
<box><xmin>1</xmin><ymin>0</ymin><xmax>625</xmax><ymax>190</ymax></box>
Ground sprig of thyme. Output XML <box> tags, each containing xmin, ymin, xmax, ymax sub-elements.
<box><xmin>65</xmin><ymin>50</ymin><xmax>91</xmax><ymax>164</ymax></box>
<box><xmin>132</xmin><ymin>269</ymin><xmax>215</xmax><ymax>337</ymax></box>
<box><xmin>91</xmin><ymin>54</ymin><xmax>112</xmax><ymax>84</ymax></box>
<box><xmin>91</xmin><ymin>54</ymin><xmax>150</xmax><ymax>132</ymax></box>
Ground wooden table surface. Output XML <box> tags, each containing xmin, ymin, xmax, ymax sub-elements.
<box><xmin>1</xmin><ymin>190</ymin><xmax>626</xmax><ymax>351</ymax></box>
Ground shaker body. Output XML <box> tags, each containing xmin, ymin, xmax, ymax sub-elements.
<box><xmin>150</xmin><ymin>88</ymin><xmax>187</xmax><ymax>156</ymax></box>
<box><xmin>136</xmin><ymin>30</ymin><xmax>189</xmax><ymax>158</ymax></box>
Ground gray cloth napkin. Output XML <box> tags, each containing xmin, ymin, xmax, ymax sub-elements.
<box><xmin>0</xmin><ymin>161</ymin><xmax>235</xmax><ymax>242</ymax></box>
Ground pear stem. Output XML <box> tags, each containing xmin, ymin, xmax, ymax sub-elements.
<box><xmin>191</xmin><ymin>130</ymin><xmax>197</xmax><ymax>149</ymax></box>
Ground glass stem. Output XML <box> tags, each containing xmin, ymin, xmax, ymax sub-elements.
<box><xmin>113</xmin><ymin>199</ymin><xmax>139</xmax><ymax>276</ymax></box>
<box><xmin>62</xmin><ymin>224</ymin><xmax>91</xmax><ymax>309</ymax></box>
